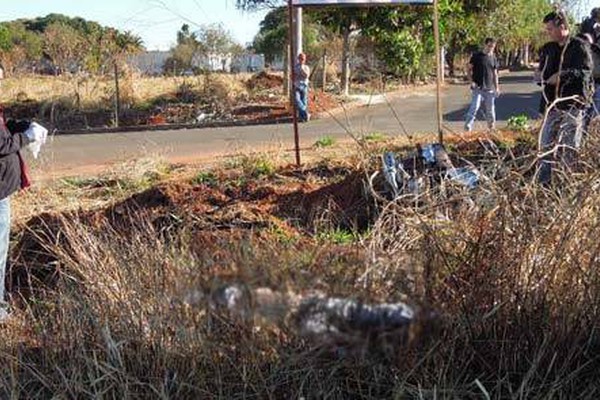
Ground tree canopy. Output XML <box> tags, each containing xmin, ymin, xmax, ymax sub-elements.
<box><xmin>0</xmin><ymin>13</ymin><xmax>144</xmax><ymax>74</ymax></box>
<box><xmin>239</xmin><ymin>0</ymin><xmax>563</xmax><ymax>81</ymax></box>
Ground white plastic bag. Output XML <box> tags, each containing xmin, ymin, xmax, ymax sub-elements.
<box><xmin>24</xmin><ymin>122</ymin><xmax>48</xmax><ymax>159</ymax></box>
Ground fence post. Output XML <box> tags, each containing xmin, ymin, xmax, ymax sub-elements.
<box><xmin>114</xmin><ymin>62</ymin><xmax>120</xmax><ymax>128</ymax></box>
<box><xmin>321</xmin><ymin>50</ymin><xmax>327</xmax><ymax>92</ymax></box>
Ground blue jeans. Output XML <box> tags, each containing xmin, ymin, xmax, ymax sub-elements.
<box><xmin>0</xmin><ymin>197</ymin><xmax>10</xmax><ymax>307</ymax></box>
<box><xmin>294</xmin><ymin>84</ymin><xmax>309</xmax><ymax>122</ymax></box>
<box><xmin>538</xmin><ymin>107</ymin><xmax>584</xmax><ymax>185</ymax></box>
<box><xmin>465</xmin><ymin>88</ymin><xmax>496</xmax><ymax>131</ymax></box>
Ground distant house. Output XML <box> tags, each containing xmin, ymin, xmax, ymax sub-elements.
<box><xmin>128</xmin><ymin>51</ymin><xmax>172</xmax><ymax>75</ymax></box>
<box><xmin>231</xmin><ymin>53</ymin><xmax>265</xmax><ymax>73</ymax></box>
<box><xmin>192</xmin><ymin>53</ymin><xmax>229</xmax><ymax>72</ymax></box>
<box><xmin>127</xmin><ymin>50</ymin><xmax>265</xmax><ymax>75</ymax></box>
<box><xmin>269</xmin><ymin>55</ymin><xmax>285</xmax><ymax>72</ymax></box>
<box><xmin>193</xmin><ymin>52</ymin><xmax>265</xmax><ymax>73</ymax></box>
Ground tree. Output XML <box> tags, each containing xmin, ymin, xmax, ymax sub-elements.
<box><xmin>437</xmin><ymin>0</ymin><xmax>481</xmax><ymax>76</ymax></box>
<box><xmin>253</xmin><ymin>6</ymin><xmax>324</xmax><ymax>65</ymax></box>
<box><xmin>0</xmin><ymin>14</ymin><xmax>144</xmax><ymax>75</ymax></box>
<box><xmin>309</xmin><ymin>7</ymin><xmax>369</xmax><ymax>95</ymax></box>
<box><xmin>252</xmin><ymin>7</ymin><xmax>288</xmax><ymax>63</ymax></box>
<box><xmin>0</xmin><ymin>22</ymin><xmax>43</xmax><ymax>73</ymax></box>
<box><xmin>164</xmin><ymin>24</ymin><xmax>200</xmax><ymax>75</ymax></box>
<box><xmin>194</xmin><ymin>23</ymin><xmax>243</xmax><ymax>72</ymax></box>
<box><xmin>43</xmin><ymin>22</ymin><xmax>85</xmax><ymax>74</ymax></box>
<box><xmin>236</xmin><ymin>0</ymin><xmax>283</xmax><ymax>11</ymax></box>
<box><xmin>84</xmin><ymin>28</ymin><xmax>144</xmax><ymax>74</ymax></box>
<box><xmin>484</xmin><ymin>0</ymin><xmax>550</xmax><ymax>67</ymax></box>
<box><xmin>196</xmin><ymin>23</ymin><xmax>239</xmax><ymax>56</ymax></box>
<box><xmin>0</xmin><ymin>25</ymin><xmax>11</xmax><ymax>52</ymax></box>
<box><xmin>239</xmin><ymin>0</ymin><xmax>561</xmax><ymax>81</ymax></box>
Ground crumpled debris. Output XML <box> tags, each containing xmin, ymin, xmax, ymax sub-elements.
<box><xmin>294</xmin><ymin>296</ymin><xmax>415</xmax><ymax>337</ymax></box>
<box><xmin>208</xmin><ymin>284</ymin><xmax>417</xmax><ymax>340</ymax></box>
<box><xmin>382</xmin><ymin>143</ymin><xmax>481</xmax><ymax>198</ymax></box>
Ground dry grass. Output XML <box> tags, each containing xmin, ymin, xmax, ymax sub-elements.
<box><xmin>3</xmin><ymin>127</ymin><xmax>600</xmax><ymax>397</ymax></box>
<box><xmin>0</xmin><ymin>73</ymin><xmax>253</xmax><ymax>108</ymax></box>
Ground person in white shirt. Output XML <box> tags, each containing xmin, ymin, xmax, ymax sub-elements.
<box><xmin>294</xmin><ymin>53</ymin><xmax>310</xmax><ymax>122</ymax></box>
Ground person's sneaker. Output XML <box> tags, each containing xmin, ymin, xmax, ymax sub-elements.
<box><xmin>306</xmin><ymin>113</ymin><xmax>311</xmax><ymax>122</ymax></box>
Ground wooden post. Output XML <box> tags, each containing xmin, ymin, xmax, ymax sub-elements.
<box><xmin>321</xmin><ymin>50</ymin><xmax>327</xmax><ymax>92</ymax></box>
<box><xmin>283</xmin><ymin>44</ymin><xmax>290</xmax><ymax>95</ymax></box>
<box><xmin>433</xmin><ymin>0</ymin><xmax>443</xmax><ymax>144</ymax></box>
<box><xmin>341</xmin><ymin>26</ymin><xmax>351</xmax><ymax>96</ymax></box>
<box><xmin>114</xmin><ymin>62</ymin><xmax>120</xmax><ymax>128</ymax></box>
<box><xmin>288</xmin><ymin>0</ymin><xmax>300</xmax><ymax>166</ymax></box>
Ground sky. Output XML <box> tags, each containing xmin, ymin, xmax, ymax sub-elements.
<box><xmin>0</xmin><ymin>0</ymin><xmax>270</xmax><ymax>51</ymax></box>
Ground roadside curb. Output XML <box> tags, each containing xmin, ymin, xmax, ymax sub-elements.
<box><xmin>55</xmin><ymin>116</ymin><xmax>294</xmax><ymax>135</ymax></box>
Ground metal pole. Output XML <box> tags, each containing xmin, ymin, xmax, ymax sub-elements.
<box><xmin>433</xmin><ymin>0</ymin><xmax>443</xmax><ymax>144</ymax></box>
<box><xmin>288</xmin><ymin>0</ymin><xmax>300</xmax><ymax>166</ymax></box>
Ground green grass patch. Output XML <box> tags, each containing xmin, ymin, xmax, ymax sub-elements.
<box><xmin>362</xmin><ymin>132</ymin><xmax>387</xmax><ymax>142</ymax></box>
<box><xmin>507</xmin><ymin>114</ymin><xmax>530</xmax><ymax>132</ymax></box>
<box><xmin>314</xmin><ymin>136</ymin><xmax>335</xmax><ymax>148</ymax></box>
<box><xmin>192</xmin><ymin>171</ymin><xmax>218</xmax><ymax>187</ymax></box>
<box><xmin>316</xmin><ymin>228</ymin><xmax>358</xmax><ymax>245</ymax></box>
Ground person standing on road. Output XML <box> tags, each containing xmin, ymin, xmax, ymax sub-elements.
<box><xmin>0</xmin><ymin>114</ymin><xmax>35</xmax><ymax>322</ymax></box>
<box><xmin>537</xmin><ymin>10</ymin><xmax>593</xmax><ymax>185</ymax></box>
<box><xmin>294</xmin><ymin>53</ymin><xmax>310</xmax><ymax>123</ymax></box>
<box><xmin>464</xmin><ymin>38</ymin><xmax>500</xmax><ymax>132</ymax></box>
<box><xmin>0</xmin><ymin>70</ymin><xmax>48</xmax><ymax>322</ymax></box>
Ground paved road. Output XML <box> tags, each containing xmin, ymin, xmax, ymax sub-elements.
<box><xmin>35</xmin><ymin>71</ymin><xmax>542</xmax><ymax>176</ymax></box>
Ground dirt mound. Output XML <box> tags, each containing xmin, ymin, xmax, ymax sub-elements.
<box><xmin>11</xmin><ymin>167</ymin><xmax>373</xmax><ymax>297</ymax></box>
<box><xmin>246</xmin><ymin>72</ymin><xmax>284</xmax><ymax>91</ymax></box>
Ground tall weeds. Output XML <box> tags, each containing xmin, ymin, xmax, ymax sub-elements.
<box><xmin>3</xmin><ymin>130</ymin><xmax>600</xmax><ymax>398</ymax></box>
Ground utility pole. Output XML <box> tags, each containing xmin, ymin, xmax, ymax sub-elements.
<box><xmin>294</xmin><ymin>7</ymin><xmax>303</xmax><ymax>57</ymax></box>
<box><xmin>288</xmin><ymin>0</ymin><xmax>300</xmax><ymax>166</ymax></box>
<box><xmin>433</xmin><ymin>0</ymin><xmax>443</xmax><ymax>144</ymax></box>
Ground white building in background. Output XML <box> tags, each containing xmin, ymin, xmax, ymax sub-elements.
<box><xmin>128</xmin><ymin>51</ymin><xmax>265</xmax><ymax>75</ymax></box>
<box><xmin>230</xmin><ymin>53</ymin><xmax>265</xmax><ymax>73</ymax></box>
<box><xmin>192</xmin><ymin>52</ymin><xmax>265</xmax><ymax>73</ymax></box>
<box><xmin>128</xmin><ymin>51</ymin><xmax>172</xmax><ymax>75</ymax></box>
<box><xmin>191</xmin><ymin>53</ymin><xmax>229</xmax><ymax>72</ymax></box>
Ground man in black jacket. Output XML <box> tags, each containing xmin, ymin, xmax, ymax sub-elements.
<box><xmin>537</xmin><ymin>11</ymin><xmax>593</xmax><ymax>185</ymax></box>
<box><xmin>0</xmin><ymin>109</ymin><xmax>32</xmax><ymax>322</ymax></box>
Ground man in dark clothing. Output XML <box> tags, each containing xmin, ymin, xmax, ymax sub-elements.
<box><xmin>536</xmin><ymin>41</ymin><xmax>561</xmax><ymax>114</ymax></box>
<box><xmin>537</xmin><ymin>10</ymin><xmax>594</xmax><ymax>185</ymax></box>
<box><xmin>591</xmin><ymin>41</ymin><xmax>600</xmax><ymax>115</ymax></box>
<box><xmin>465</xmin><ymin>37</ymin><xmax>500</xmax><ymax>132</ymax></box>
<box><xmin>0</xmin><ymin>108</ymin><xmax>33</xmax><ymax>322</ymax></box>
<box><xmin>580</xmin><ymin>7</ymin><xmax>600</xmax><ymax>43</ymax></box>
